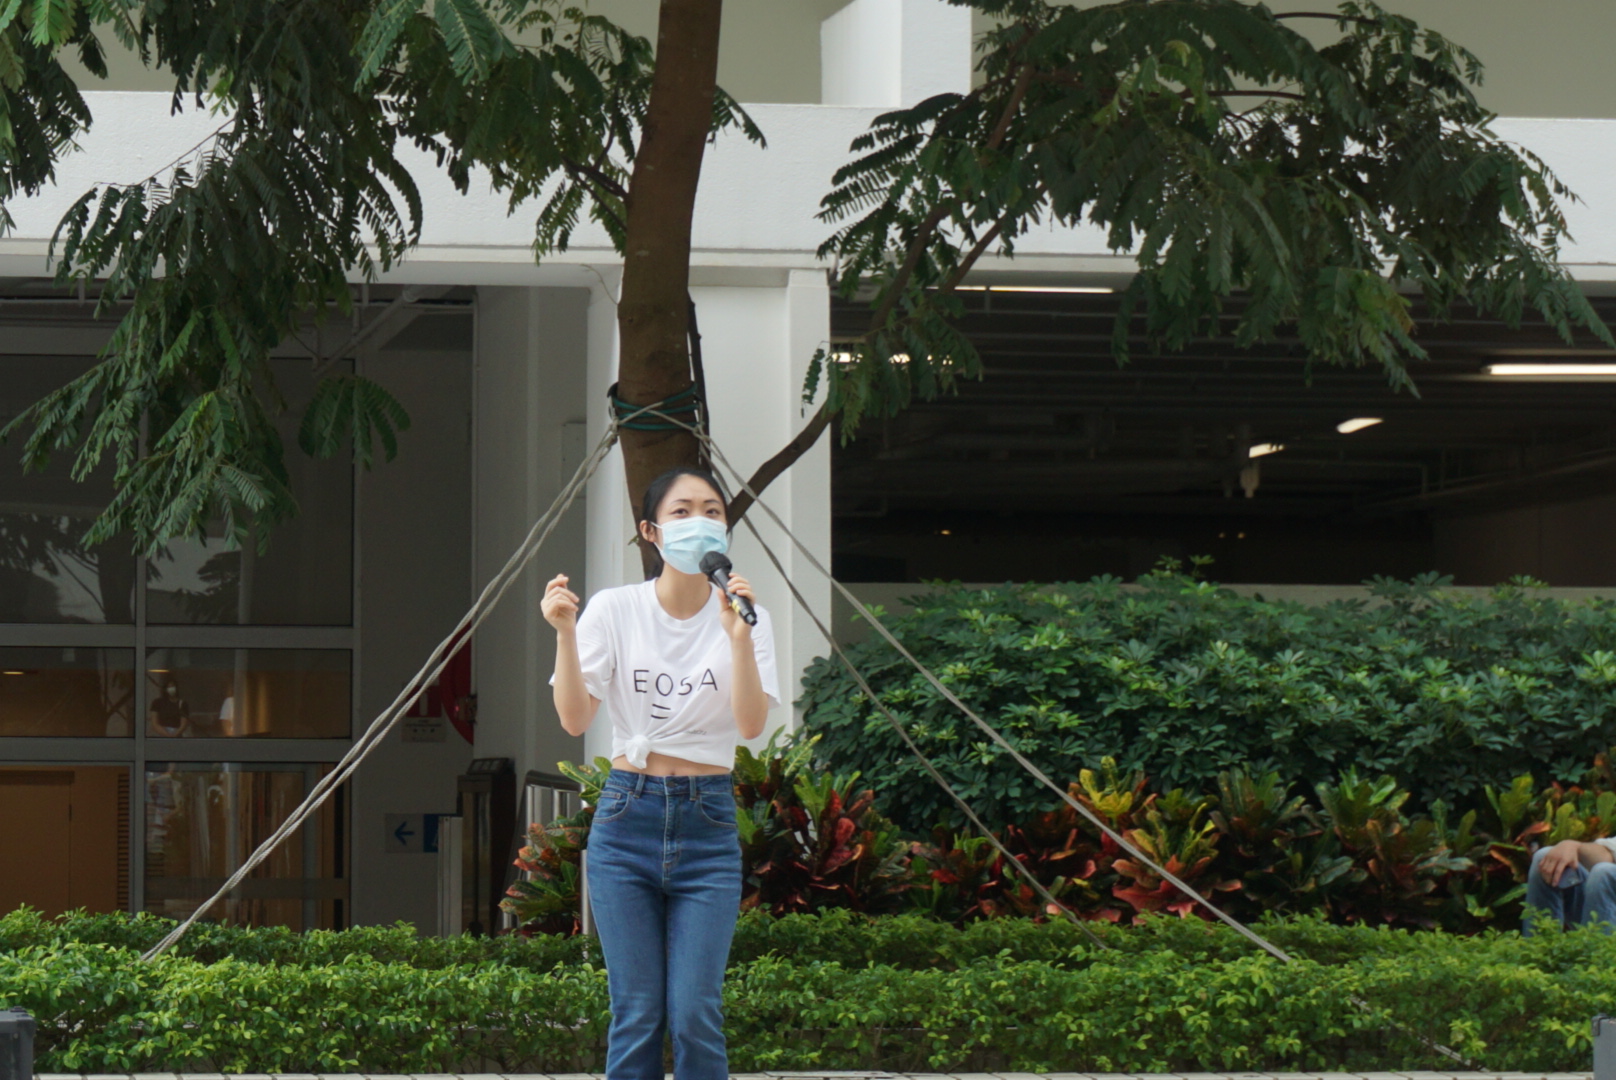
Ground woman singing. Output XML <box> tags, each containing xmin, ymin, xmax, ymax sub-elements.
<box><xmin>543</xmin><ymin>465</ymin><xmax>779</xmax><ymax>1080</ymax></box>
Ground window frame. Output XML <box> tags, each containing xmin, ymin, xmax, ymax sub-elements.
<box><xmin>0</xmin><ymin>344</ymin><xmax>360</xmax><ymax>921</ymax></box>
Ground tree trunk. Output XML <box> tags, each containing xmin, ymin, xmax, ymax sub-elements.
<box><xmin>617</xmin><ymin>0</ymin><xmax>722</xmax><ymax>566</ymax></box>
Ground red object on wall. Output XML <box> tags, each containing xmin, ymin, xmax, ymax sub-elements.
<box><xmin>441</xmin><ymin>633</ymin><xmax>475</xmax><ymax>745</ymax></box>
<box><xmin>402</xmin><ymin>630</ymin><xmax>476</xmax><ymax>745</ymax></box>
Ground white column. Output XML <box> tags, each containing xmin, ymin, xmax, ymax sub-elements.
<box><xmin>474</xmin><ymin>286</ymin><xmax>591</xmax><ymax>779</ymax></box>
<box><xmin>782</xmin><ymin>270</ymin><xmax>834</xmax><ymax>730</ymax></box>
<box><xmin>821</xmin><ymin>0</ymin><xmax>972</xmax><ymax>107</ymax></box>
<box><xmin>693</xmin><ymin>270</ymin><xmax>833</xmax><ymax>742</ymax></box>
<box><xmin>582</xmin><ymin>271</ymin><xmax>628</xmax><ymax>765</ymax></box>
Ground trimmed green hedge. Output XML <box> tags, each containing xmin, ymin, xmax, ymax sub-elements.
<box><xmin>1</xmin><ymin>907</ymin><xmax>1609</xmax><ymax>1072</ymax></box>
<box><xmin>801</xmin><ymin>572</ymin><xmax>1616</xmax><ymax>833</ymax></box>
<box><xmin>0</xmin><ymin>907</ymin><xmax>587</xmax><ymax>969</ymax></box>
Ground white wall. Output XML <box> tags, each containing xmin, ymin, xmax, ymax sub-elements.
<box><xmin>352</xmin><ymin>346</ymin><xmax>474</xmax><ymax>929</ymax></box>
<box><xmin>822</xmin><ymin>0</ymin><xmax>971</xmax><ymax>108</ymax></box>
<box><xmin>47</xmin><ymin>0</ymin><xmax>1616</xmax><ymax>119</ymax></box>
<box><xmin>8</xmin><ymin>95</ymin><xmax>1616</xmax><ymax>286</ymax></box>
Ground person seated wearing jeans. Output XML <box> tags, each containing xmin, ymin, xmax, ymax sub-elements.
<box><xmin>1525</xmin><ymin>837</ymin><xmax>1616</xmax><ymax>933</ymax></box>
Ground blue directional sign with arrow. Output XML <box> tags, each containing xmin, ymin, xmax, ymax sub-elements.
<box><xmin>384</xmin><ymin>813</ymin><xmax>449</xmax><ymax>854</ymax></box>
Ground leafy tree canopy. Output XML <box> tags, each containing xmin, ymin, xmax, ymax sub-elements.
<box><xmin>0</xmin><ymin>0</ymin><xmax>1606</xmax><ymax>554</ymax></box>
<box><xmin>814</xmin><ymin>0</ymin><xmax>1611</xmax><ymax>435</ymax></box>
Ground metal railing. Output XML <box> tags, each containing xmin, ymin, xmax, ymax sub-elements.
<box><xmin>505</xmin><ymin>769</ymin><xmax>591</xmax><ymax>934</ymax></box>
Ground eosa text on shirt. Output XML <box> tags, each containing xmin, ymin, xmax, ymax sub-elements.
<box><xmin>632</xmin><ymin>669</ymin><xmax>720</xmax><ymax>697</ymax></box>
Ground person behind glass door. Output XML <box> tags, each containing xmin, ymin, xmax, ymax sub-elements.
<box><xmin>147</xmin><ymin>674</ymin><xmax>192</xmax><ymax>737</ymax></box>
<box><xmin>543</xmin><ymin>465</ymin><xmax>778</xmax><ymax>1080</ymax></box>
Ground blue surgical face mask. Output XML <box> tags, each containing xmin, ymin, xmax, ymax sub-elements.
<box><xmin>655</xmin><ymin>516</ymin><xmax>728</xmax><ymax>575</ymax></box>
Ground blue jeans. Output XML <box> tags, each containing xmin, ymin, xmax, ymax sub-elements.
<box><xmin>1523</xmin><ymin>847</ymin><xmax>1616</xmax><ymax>933</ymax></box>
<box><xmin>586</xmin><ymin>771</ymin><xmax>742</xmax><ymax>1080</ymax></box>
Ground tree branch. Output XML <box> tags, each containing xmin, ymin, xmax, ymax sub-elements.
<box><xmin>864</xmin><ymin>58</ymin><xmax>1037</xmax><ymax>332</ymax></box>
<box><xmin>727</xmin><ymin>401</ymin><xmax>831</xmax><ymax>526</ymax></box>
<box><xmin>1273</xmin><ymin>11</ymin><xmax>1377</xmax><ymax>21</ymax></box>
<box><xmin>563</xmin><ymin>168</ymin><xmax>628</xmax><ymax>235</ymax></box>
<box><xmin>767</xmin><ymin>29</ymin><xmax>1037</xmax><ymax>515</ymax></box>
<box><xmin>722</xmin><ymin>66</ymin><xmax>1033</xmax><ymax>527</ymax></box>
<box><xmin>865</xmin><ymin>203</ymin><xmax>954</xmax><ymax>332</ymax></box>
<box><xmin>1209</xmin><ymin>90</ymin><xmax>1309</xmax><ymax>101</ymax></box>
<box><xmin>688</xmin><ymin>291</ymin><xmax>710</xmax><ymax>464</ymax></box>
<box><xmin>985</xmin><ymin>62</ymin><xmax>1036</xmax><ymax>152</ymax></box>
<box><xmin>937</xmin><ymin>215</ymin><xmax>1011</xmax><ymax>296</ymax></box>
<box><xmin>561</xmin><ymin>155</ymin><xmax>628</xmax><ymax>200</ymax></box>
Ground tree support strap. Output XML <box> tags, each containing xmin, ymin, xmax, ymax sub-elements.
<box><xmin>608</xmin><ymin>383</ymin><xmax>702</xmax><ymax>432</ymax></box>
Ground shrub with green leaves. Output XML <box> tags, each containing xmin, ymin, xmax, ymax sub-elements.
<box><xmin>0</xmin><ymin>906</ymin><xmax>586</xmax><ymax>970</ymax></box>
<box><xmin>5</xmin><ymin>908</ymin><xmax>1616</xmax><ymax>1072</ymax></box>
<box><xmin>801</xmin><ymin>571</ymin><xmax>1616</xmax><ymax>834</ymax></box>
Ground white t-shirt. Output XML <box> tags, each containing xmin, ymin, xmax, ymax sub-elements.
<box><xmin>559</xmin><ymin>579</ymin><xmax>780</xmax><ymax>769</ymax></box>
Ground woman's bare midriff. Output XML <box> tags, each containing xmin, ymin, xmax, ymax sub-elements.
<box><xmin>611</xmin><ymin>750</ymin><xmax>730</xmax><ymax>776</ymax></box>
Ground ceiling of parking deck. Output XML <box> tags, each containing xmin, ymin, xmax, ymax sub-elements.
<box><xmin>830</xmin><ymin>289</ymin><xmax>1616</xmax><ymax>526</ymax></box>
<box><xmin>0</xmin><ymin>279</ymin><xmax>476</xmax><ymax>355</ymax></box>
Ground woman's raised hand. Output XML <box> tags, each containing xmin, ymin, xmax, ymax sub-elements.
<box><xmin>542</xmin><ymin>574</ymin><xmax>581</xmax><ymax>632</ymax></box>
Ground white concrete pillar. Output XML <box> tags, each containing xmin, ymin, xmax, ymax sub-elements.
<box><xmin>692</xmin><ymin>270</ymin><xmax>834</xmax><ymax>743</ymax></box>
<box><xmin>582</xmin><ymin>271</ymin><xmax>630</xmax><ymax>765</ymax></box>
<box><xmin>473</xmin><ymin>286</ymin><xmax>591</xmax><ymax>780</ymax></box>
<box><xmin>781</xmin><ymin>270</ymin><xmax>836</xmax><ymax>725</ymax></box>
<box><xmin>821</xmin><ymin>0</ymin><xmax>972</xmax><ymax>107</ymax></box>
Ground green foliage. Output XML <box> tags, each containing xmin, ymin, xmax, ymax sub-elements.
<box><xmin>0</xmin><ymin>0</ymin><xmax>100</xmax><ymax>233</ymax></box>
<box><xmin>733</xmin><ymin>730</ymin><xmax>914</xmax><ymax>916</ymax></box>
<box><xmin>501</xmin><ymin>803</ymin><xmax>591</xmax><ymax>935</ymax></box>
<box><xmin>0</xmin><ymin>938</ymin><xmax>609</xmax><ymax>1072</ymax></box>
<box><xmin>1209</xmin><ymin>767</ymin><xmax>1354</xmax><ymax>920</ymax></box>
<box><xmin>801</xmin><ymin>571</ymin><xmax>1616</xmax><ymax>834</ymax></box>
<box><xmin>3</xmin><ymin>0</ymin><xmax>1608</xmax><ymax>555</ymax></box>
<box><xmin>297</xmin><ymin>374</ymin><xmax>411</xmax><ymax>470</ymax></box>
<box><xmin>502</xmin><ymin>738</ymin><xmax>915</xmax><ymax>927</ymax></box>
<box><xmin>814</xmin><ymin>0</ymin><xmax>1611</xmax><ymax>435</ymax></box>
<box><xmin>10</xmin><ymin>907</ymin><xmax>1616</xmax><ymax>1071</ymax></box>
<box><xmin>1318</xmin><ymin>769</ymin><xmax>1473</xmax><ymax>927</ymax></box>
<box><xmin>0</xmin><ymin>0</ymin><xmax>760</xmax><ymax>554</ymax></box>
<box><xmin>0</xmin><ymin>905</ymin><xmax>587</xmax><ymax>968</ymax></box>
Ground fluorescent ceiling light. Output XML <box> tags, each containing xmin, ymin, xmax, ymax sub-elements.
<box><xmin>1484</xmin><ymin>363</ymin><xmax>1616</xmax><ymax>377</ymax></box>
<box><xmin>953</xmin><ymin>285</ymin><xmax>1113</xmax><ymax>294</ymax></box>
<box><xmin>1248</xmin><ymin>443</ymin><xmax>1284</xmax><ymax>458</ymax></box>
<box><xmin>1336</xmin><ymin>417</ymin><xmax>1383</xmax><ymax>434</ymax></box>
<box><xmin>830</xmin><ymin>350</ymin><xmax>909</xmax><ymax>365</ymax></box>
<box><xmin>991</xmin><ymin>285</ymin><xmax>1112</xmax><ymax>294</ymax></box>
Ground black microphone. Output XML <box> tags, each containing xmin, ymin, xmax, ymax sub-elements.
<box><xmin>699</xmin><ymin>551</ymin><xmax>757</xmax><ymax>626</ymax></box>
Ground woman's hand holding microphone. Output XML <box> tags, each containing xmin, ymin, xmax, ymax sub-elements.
<box><xmin>715</xmin><ymin>571</ymin><xmax>756</xmax><ymax>643</ymax></box>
